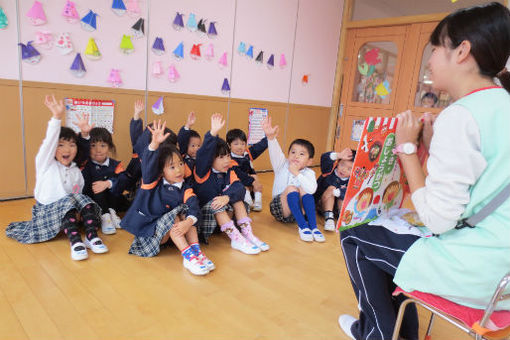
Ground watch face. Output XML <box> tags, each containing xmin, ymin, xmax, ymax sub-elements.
<box><xmin>403</xmin><ymin>143</ymin><xmax>416</xmax><ymax>154</ymax></box>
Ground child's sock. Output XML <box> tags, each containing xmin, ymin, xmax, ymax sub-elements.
<box><xmin>190</xmin><ymin>242</ymin><xmax>201</xmax><ymax>256</ymax></box>
<box><xmin>181</xmin><ymin>246</ymin><xmax>195</xmax><ymax>261</ymax></box>
<box><xmin>324</xmin><ymin>210</ymin><xmax>334</xmax><ymax>220</ymax></box>
<box><xmin>286</xmin><ymin>191</ymin><xmax>308</xmax><ymax>229</ymax></box>
<box><xmin>238</xmin><ymin>217</ymin><xmax>269</xmax><ymax>251</ymax></box>
<box><xmin>244</xmin><ymin>190</ymin><xmax>253</xmax><ymax>206</ymax></box>
<box><xmin>62</xmin><ymin>210</ymin><xmax>83</xmax><ymax>246</ymax></box>
<box><xmin>190</xmin><ymin>242</ymin><xmax>215</xmax><ymax>270</ymax></box>
<box><xmin>81</xmin><ymin>204</ymin><xmax>100</xmax><ymax>241</ymax></box>
<box><xmin>254</xmin><ymin>191</ymin><xmax>262</xmax><ymax>204</ymax></box>
<box><xmin>220</xmin><ymin>221</ymin><xmax>245</xmax><ymax>243</ymax></box>
<box><xmin>302</xmin><ymin>194</ymin><xmax>318</xmax><ymax>229</ymax></box>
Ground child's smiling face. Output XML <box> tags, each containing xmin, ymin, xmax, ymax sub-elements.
<box><xmin>337</xmin><ymin>159</ymin><xmax>353</xmax><ymax>178</ymax></box>
<box><xmin>55</xmin><ymin>138</ymin><xmax>77</xmax><ymax>167</ymax></box>
<box><xmin>230</xmin><ymin>138</ymin><xmax>246</xmax><ymax>157</ymax></box>
<box><xmin>90</xmin><ymin>141</ymin><xmax>110</xmax><ymax>164</ymax></box>
<box><xmin>212</xmin><ymin>154</ymin><xmax>232</xmax><ymax>173</ymax></box>
<box><xmin>163</xmin><ymin>153</ymin><xmax>185</xmax><ymax>184</ymax></box>
<box><xmin>187</xmin><ymin>136</ymin><xmax>201</xmax><ymax>159</ymax></box>
<box><xmin>288</xmin><ymin>144</ymin><xmax>312</xmax><ymax>170</ymax></box>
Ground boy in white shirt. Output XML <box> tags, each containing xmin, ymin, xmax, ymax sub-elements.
<box><xmin>262</xmin><ymin>117</ymin><xmax>324</xmax><ymax>242</ymax></box>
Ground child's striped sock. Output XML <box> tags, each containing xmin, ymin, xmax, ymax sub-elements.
<box><xmin>181</xmin><ymin>246</ymin><xmax>194</xmax><ymax>260</ymax></box>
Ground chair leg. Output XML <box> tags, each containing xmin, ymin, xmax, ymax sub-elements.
<box><xmin>392</xmin><ymin>299</ymin><xmax>415</xmax><ymax>340</ymax></box>
<box><xmin>424</xmin><ymin>313</ymin><xmax>434</xmax><ymax>340</ymax></box>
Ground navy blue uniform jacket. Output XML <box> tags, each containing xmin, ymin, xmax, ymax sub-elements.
<box><xmin>231</xmin><ymin>137</ymin><xmax>268</xmax><ymax>187</ymax></box>
<box><xmin>315</xmin><ymin>151</ymin><xmax>349</xmax><ymax>201</ymax></box>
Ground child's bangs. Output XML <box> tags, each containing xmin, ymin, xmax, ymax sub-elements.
<box><xmin>429</xmin><ymin>20</ymin><xmax>449</xmax><ymax>47</ymax></box>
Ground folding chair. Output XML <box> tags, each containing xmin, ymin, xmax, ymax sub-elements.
<box><xmin>392</xmin><ymin>272</ymin><xmax>510</xmax><ymax>340</ymax></box>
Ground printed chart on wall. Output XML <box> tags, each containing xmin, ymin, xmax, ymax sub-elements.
<box><xmin>65</xmin><ymin>98</ymin><xmax>115</xmax><ymax>133</ymax></box>
<box><xmin>247</xmin><ymin>108</ymin><xmax>268</xmax><ymax>145</ymax></box>
<box><xmin>338</xmin><ymin>117</ymin><xmax>408</xmax><ymax>231</ymax></box>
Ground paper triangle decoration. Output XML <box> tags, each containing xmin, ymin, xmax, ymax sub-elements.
<box><xmin>255</xmin><ymin>51</ymin><xmax>263</xmax><ymax>63</ymax></box>
<box><xmin>190</xmin><ymin>44</ymin><xmax>201</xmax><ymax>60</ymax></box>
<box><xmin>197</xmin><ymin>19</ymin><xmax>206</xmax><ymax>35</ymax></box>
<box><xmin>267</xmin><ymin>54</ymin><xmax>274</xmax><ymax>69</ymax></box>
<box><xmin>131</xmin><ymin>18</ymin><xmax>144</xmax><ymax>38</ymax></box>
<box><xmin>85</xmin><ymin>37</ymin><xmax>101</xmax><ymax>60</ymax></box>
<box><xmin>302</xmin><ymin>74</ymin><xmax>309</xmax><ymax>84</ymax></box>
<box><xmin>0</xmin><ymin>7</ymin><xmax>7</xmax><ymax>29</ymax></box>
<box><xmin>218</xmin><ymin>52</ymin><xmax>227</xmax><ymax>68</ymax></box>
<box><xmin>246</xmin><ymin>45</ymin><xmax>254</xmax><ymax>58</ymax></box>
<box><xmin>120</xmin><ymin>35</ymin><xmax>134</xmax><ymax>54</ymax></box>
<box><xmin>168</xmin><ymin>65</ymin><xmax>180</xmax><ymax>82</ymax></box>
<box><xmin>107</xmin><ymin>69</ymin><xmax>122</xmax><ymax>87</ymax></box>
<box><xmin>237</xmin><ymin>42</ymin><xmax>246</xmax><ymax>55</ymax></box>
<box><xmin>70</xmin><ymin>53</ymin><xmax>86</xmax><ymax>77</ymax></box>
<box><xmin>173</xmin><ymin>12</ymin><xmax>184</xmax><ymax>30</ymax></box>
<box><xmin>19</xmin><ymin>41</ymin><xmax>41</xmax><ymax>64</ymax></box>
<box><xmin>34</xmin><ymin>31</ymin><xmax>53</xmax><ymax>49</ymax></box>
<box><xmin>81</xmin><ymin>10</ymin><xmax>98</xmax><ymax>32</ymax></box>
<box><xmin>279</xmin><ymin>54</ymin><xmax>287</xmax><ymax>69</ymax></box>
<box><xmin>56</xmin><ymin>32</ymin><xmax>73</xmax><ymax>55</ymax></box>
<box><xmin>111</xmin><ymin>0</ymin><xmax>126</xmax><ymax>16</ymax></box>
<box><xmin>27</xmin><ymin>1</ymin><xmax>46</xmax><ymax>26</ymax></box>
<box><xmin>186</xmin><ymin>13</ymin><xmax>197</xmax><ymax>32</ymax></box>
<box><xmin>152</xmin><ymin>96</ymin><xmax>164</xmax><ymax>115</ymax></box>
<box><xmin>126</xmin><ymin>0</ymin><xmax>140</xmax><ymax>17</ymax></box>
<box><xmin>152</xmin><ymin>37</ymin><xmax>165</xmax><ymax>56</ymax></box>
<box><xmin>62</xmin><ymin>1</ymin><xmax>79</xmax><ymax>23</ymax></box>
<box><xmin>208</xmin><ymin>22</ymin><xmax>218</xmax><ymax>38</ymax></box>
<box><xmin>221</xmin><ymin>78</ymin><xmax>230</xmax><ymax>94</ymax></box>
<box><xmin>152</xmin><ymin>61</ymin><xmax>163</xmax><ymax>77</ymax></box>
<box><xmin>173</xmin><ymin>42</ymin><xmax>184</xmax><ymax>59</ymax></box>
<box><xmin>205</xmin><ymin>43</ymin><xmax>214</xmax><ymax>61</ymax></box>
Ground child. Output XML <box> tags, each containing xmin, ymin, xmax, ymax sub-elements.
<box><xmin>121</xmin><ymin>120</ymin><xmax>213</xmax><ymax>276</ymax></box>
<box><xmin>226</xmin><ymin>128</ymin><xmax>267</xmax><ymax>211</ymax></box>
<box><xmin>177</xmin><ymin>111</ymin><xmax>202</xmax><ymax>175</ymax></box>
<box><xmin>123</xmin><ymin>99</ymin><xmax>145</xmax><ymax>199</ymax></box>
<box><xmin>338</xmin><ymin>3</ymin><xmax>510</xmax><ymax>339</ymax></box>
<box><xmin>262</xmin><ymin>117</ymin><xmax>324</xmax><ymax>242</ymax></box>
<box><xmin>194</xmin><ymin>113</ymin><xmax>269</xmax><ymax>254</ymax></box>
<box><xmin>6</xmin><ymin>95</ymin><xmax>108</xmax><ymax>261</ymax></box>
<box><xmin>315</xmin><ymin>148</ymin><xmax>355</xmax><ymax>231</ymax></box>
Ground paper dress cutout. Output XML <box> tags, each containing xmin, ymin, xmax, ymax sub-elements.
<box><xmin>19</xmin><ymin>41</ymin><xmax>41</xmax><ymax>64</ymax></box>
<box><xmin>120</xmin><ymin>35</ymin><xmax>134</xmax><ymax>54</ymax></box>
<box><xmin>27</xmin><ymin>1</ymin><xmax>46</xmax><ymax>26</ymax></box>
<box><xmin>190</xmin><ymin>44</ymin><xmax>201</xmax><ymax>60</ymax></box>
<box><xmin>364</xmin><ymin>48</ymin><xmax>381</xmax><ymax>66</ymax></box>
<box><xmin>358</xmin><ymin>62</ymin><xmax>375</xmax><ymax>77</ymax></box>
<box><xmin>246</xmin><ymin>45</ymin><xmax>254</xmax><ymax>59</ymax></box>
<box><xmin>85</xmin><ymin>37</ymin><xmax>101</xmax><ymax>60</ymax></box>
<box><xmin>70</xmin><ymin>53</ymin><xmax>86</xmax><ymax>77</ymax></box>
<box><xmin>221</xmin><ymin>78</ymin><xmax>230</xmax><ymax>94</ymax></box>
<box><xmin>0</xmin><ymin>7</ymin><xmax>7</xmax><ymax>29</ymax></box>
<box><xmin>237</xmin><ymin>42</ymin><xmax>246</xmax><ymax>55</ymax></box>
<box><xmin>172</xmin><ymin>12</ymin><xmax>184</xmax><ymax>30</ymax></box>
<box><xmin>152</xmin><ymin>61</ymin><xmax>163</xmax><ymax>77</ymax></box>
<box><xmin>56</xmin><ymin>32</ymin><xmax>73</xmax><ymax>55</ymax></box>
<box><xmin>107</xmin><ymin>69</ymin><xmax>122</xmax><ymax>87</ymax></box>
<box><xmin>375</xmin><ymin>80</ymin><xmax>391</xmax><ymax>98</ymax></box>
<box><xmin>218</xmin><ymin>52</ymin><xmax>227</xmax><ymax>68</ymax></box>
<box><xmin>205</xmin><ymin>43</ymin><xmax>214</xmax><ymax>61</ymax></box>
<box><xmin>197</xmin><ymin>19</ymin><xmax>207</xmax><ymax>35</ymax></box>
<box><xmin>126</xmin><ymin>0</ymin><xmax>140</xmax><ymax>17</ymax></box>
<box><xmin>173</xmin><ymin>42</ymin><xmax>184</xmax><ymax>59</ymax></box>
<box><xmin>168</xmin><ymin>65</ymin><xmax>180</xmax><ymax>82</ymax></box>
<box><xmin>152</xmin><ymin>37</ymin><xmax>165</xmax><ymax>56</ymax></box>
<box><xmin>62</xmin><ymin>1</ymin><xmax>79</xmax><ymax>23</ymax></box>
<box><xmin>186</xmin><ymin>13</ymin><xmax>197</xmax><ymax>32</ymax></box>
<box><xmin>81</xmin><ymin>10</ymin><xmax>98</xmax><ymax>32</ymax></box>
<box><xmin>34</xmin><ymin>31</ymin><xmax>53</xmax><ymax>49</ymax></box>
<box><xmin>255</xmin><ymin>51</ymin><xmax>263</xmax><ymax>63</ymax></box>
<box><xmin>208</xmin><ymin>22</ymin><xmax>217</xmax><ymax>38</ymax></box>
<box><xmin>302</xmin><ymin>74</ymin><xmax>309</xmax><ymax>84</ymax></box>
<box><xmin>131</xmin><ymin>18</ymin><xmax>144</xmax><ymax>38</ymax></box>
<box><xmin>111</xmin><ymin>0</ymin><xmax>126</xmax><ymax>16</ymax></box>
<box><xmin>152</xmin><ymin>96</ymin><xmax>164</xmax><ymax>115</ymax></box>
<box><xmin>267</xmin><ymin>54</ymin><xmax>274</xmax><ymax>69</ymax></box>
<box><xmin>279</xmin><ymin>54</ymin><xmax>287</xmax><ymax>69</ymax></box>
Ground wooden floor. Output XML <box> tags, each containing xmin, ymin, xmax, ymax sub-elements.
<box><xmin>0</xmin><ymin>172</ymin><xmax>471</xmax><ymax>340</ymax></box>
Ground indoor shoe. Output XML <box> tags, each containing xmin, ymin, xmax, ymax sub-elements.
<box><xmin>251</xmin><ymin>201</ymin><xmax>263</xmax><ymax>212</ymax></box>
<box><xmin>241</xmin><ymin>229</ymin><xmax>270</xmax><ymax>251</ymax></box>
<box><xmin>183</xmin><ymin>256</ymin><xmax>209</xmax><ymax>276</ymax></box>
<box><xmin>108</xmin><ymin>208</ymin><xmax>122</xmax><ymax>229</ymax></box>
<box><xmin>85</xmin><ymin>237</ymin><xmax>109</xmax><ymax>254</ymax></box>
<box><xmin>198</xmin><ymin>253</ymin><xmax>216</xmax><ymax>271</ymax></box>
<box><xmin>231</xmin><ymin>234</ymin><xmax>260</xmax><ymax>255</ymax></box>
<box><xmin>101</xmin><ymin>213</ymin><xmax>116</xmax><ymax>235</ymax></box>
<box><xmin>338</xmin><ymin>314</ymin><xmax>356</xmax><ymax>340</ymax></box>
<box><xmin>70</xmin><ymin>242</ymin><xmax>88</xmax><ymax>261</ymax></box>
<box><xmin>298</xmin><ymin>227</ymin><xmax>313</xmax><ymax>242</ymax></box>
<box><xmin>312</xmin><ymin>228</ymin><xmax>326</xmax><ymax>242</ymax></box>
<box><xmin>324</xmin><ymin>218</ymin><xmax>336</xmax><ymax>231</ymax></box>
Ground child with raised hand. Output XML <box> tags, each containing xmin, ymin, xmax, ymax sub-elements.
<box><xmin>123</xmin><ymin>98</ymin><xmax>145</xmax><ymax>191</ymax></box>
<box><xmin>194</xmin><ymin>113</ymin><xmax>269</xmax><ymax>254</ymax></box>
<box><xmin>226</xmin><ymin>128</ymin><xmax>267</xmax><ymax>212</ymax></box>
<box><xmin>315</xmin><ymin>148</ymin><xmax>355</xmax><ymax>231</ymax></box>
<box><xmin>121</xmin><ymin>120</ymin><xmax>213</xmax><ymax>276</ymax></box>
<box><xmin>262</xmin><ymin>117</ymin><xmax>324</xmax><ymax>242</ymax></box>
<box><xmin>177</xmin><ymin>111</ymin><xmax>202</xmax><ymax>175</ymax></box>
<box><xmin>6</xmin><ymin>95</ymin><xmax>107</xmax><ymax>261</ymax></box>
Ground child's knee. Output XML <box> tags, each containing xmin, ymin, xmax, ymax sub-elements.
<box><xmin>284</xmin><ymin>185</ymin><xmax>299</xmax><ymax>194</ymax></box>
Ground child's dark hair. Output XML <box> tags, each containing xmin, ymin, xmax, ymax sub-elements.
<box><xmin>215</xmin><ymin>138</ymin><xmax>231</xmax><ymax>158</ymax></box>
<box><xmin>157</xmin><ymin>145</ymin><xmax>183</xmax><ymax>175</ymax></box>
<box><xmin>430</xmin><ymin>2</ymin><xmax>510</xmax><ymax>92</ymax></box>
<box><xmin>59</xmin><ymin>127</ymin><xmax>78</xmax><ymax>144</ymax></box>
<box><xmin>189</xmin><ymin>129</ymin><xmax>201</xmax><ymax>140</ymax></box>
<box><xmin>226</xmin><ymin>129</ymin><xmax>247</xmax><ymax>145</ymax></box>
<box><xmin>147</xmin><ymin>123</ymin><xmax>178</xmax><ymax>147</ymax></box>
<box><xmin>422</xmin><ymin>92</ymin><xmax>438</xmax><ymax>104</ymax></box>
<box><xmin>350</xmin><ymin>149</ymin><xmax>357</xmax><ymax>161</ymax></box>
<box><xmin>289</xmin><ymin>139</ymin><xmax>315</xmax><ymax>158</ymax></box>
<box><xmin>90</xmin><ymin>127</ymin><xmax>116</xmax><ymax>155</ymax></box>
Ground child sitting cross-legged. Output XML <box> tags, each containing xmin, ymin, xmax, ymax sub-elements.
<box><xmin>262</xmin><ymin>117</ymin><xmax>324</xmax><ymax>242</ymax></box>
<box><xmin>121</xmin><ymin>120</ymin><xmax>213</xmax><ymax>276</ymax></box>
<box><xmin>194</xmin><ymin>113</ymin><xmax>269</xmax><ymax>254</ymax></box>
<box><xmin>177</xmin><ymin>111</ymin><xmax>202</xmax><ymax>177</ymax></box>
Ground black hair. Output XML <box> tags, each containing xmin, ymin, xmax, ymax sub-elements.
<box><xmin>189</xmin><ymin>129</ymin><xmax>201</xmax><ymax>140</ymax></box>
<box><xmin>157</xmin><ymin>145</ymin><xmax>183</xmax><ymax>175</ymax></box>
<box><xmin>215</xmin><ymin>138</ymin><xmax>231</xmax><ymax>158</ymax></box>
<box><xmin>289</xmin><ymin>139</ymin><xmax>315</xmax><ymax>158</ymax></box>
<box><xmin>430</xmin><ymin>2</ymin><xmax>510</xmax><ymax>92</ymax></box>
<box><xmin>90</xmin><ymin>127</ymin><xmax>116</xmax><ymax>155</ymax></box>
<box><xmin>226</xmin><ymin>129</ymin><xmax>247</xmax><ymax>145</ymax></box>
<box><xmin>421</xmin><ymin>92</ymin><xmax>439</xmax><ymax>104</ymax></box>
<box><xmin>146</xmin><ymin>123</ymin><xmax>178</xmax><ymax>147</ymax></box>
<box><xmin>351</xmin><ymin>149</ymin><xmax>357</xmax><ymax>160</ymax></box>
<box><xmin>58</xmin><ymin>127</ymin><xmax>82</xmax><ymax>163</ymax></box>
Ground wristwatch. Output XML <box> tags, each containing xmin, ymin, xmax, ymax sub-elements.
<box><xmin>392</xmin><ymin>142</ymin><xmax>417</xmax><ymax>155</ymax></box>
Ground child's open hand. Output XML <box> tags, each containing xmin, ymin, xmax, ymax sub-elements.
<box><xmin>262</xmin><ymin>117</ymin><xmax>279</xmax><ymax>140</ymax></box>
<box><xmin>147</xmin><ymin>120</ymin><xmax>171</xmax><ymax>149</ymax></box>
<box><xmin>211</xmin><ymin>195</ymin><xmax>229</xmax><ymax>210</ymax></box>
<box><xmin>133</xmin><ymin>99</ymin><xmax>144</xmax><ymax>120</ymax></box>
<box><xmin>210</xmin><ymin>113</ymin><xmax>225</xmax><ymax>136</ymax></box>
<box><xmin>337</xmin><ymin>148</ymin><xmax>353</xmax><ymax>160</ymax></box>
<box><xmin>44</xmin><ymin>94</ymin><xmax>65</xmax><ymax>119</ymax></box>
<box><xmin>185</xmin><ymin>111</ymin><xmax>196</xmax><ymax>128</ymax></box>
<box><xmin>72</xmin><ymin>112</ymin><xmax>95</xmax><ymax>137</ymax></box>
<box><xmin>92</xmin><ymin>180</ymin><xmax>111</xmax><ymax>194</ymax></box>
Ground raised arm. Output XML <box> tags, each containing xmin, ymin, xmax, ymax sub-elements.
<box><xmin>194</xmin><ymin>114</ymin><xmax>225</xmax><ymax>179</ymax></box>
<box><xmin>262</xmin><ymin>117</ymin><xmax>286</xmax><ymax>171</ymax></box>
<box><xmin>141</xmin><ymin>120</ymin><xmax>171</xmax><ymax>186</ymax></box>
<box><xmin>36</xmin><ymin>95</ymin><xmax>65</xmax><ymax>174</ymax></box>
<box><xmin>248</xmin><ymin>136</ymin><xmax>268</xmax><ymax>160</ymax></box>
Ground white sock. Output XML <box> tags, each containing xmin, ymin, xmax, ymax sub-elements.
<box><xmin>244</xmin><ymin>190</ymin><xmax>253</xmax><ymax>205</ymax></box>
<box><xmin>254</xmin><ymin>191</ymin><xmax>262</xmax><ymax>203</ymax></box>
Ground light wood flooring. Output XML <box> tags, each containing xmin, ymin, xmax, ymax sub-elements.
<box><xmin>0</xmin><ymin>172</ymin><xmax>471</xmax><ymax>340</ymax></box>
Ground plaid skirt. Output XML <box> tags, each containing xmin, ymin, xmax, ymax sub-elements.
<box><xmin>128</xmin><ymin>204</ymin><xmax>189</xmax><ymax>257</ymax></box>
<box><xmin>269</xmin><ymin>194</ymin><xmax>295</xmax><ymax>223</ymax></box>
<box><xmin>6</xmin><ymin>194</ymin><xmax>99</xmax><ymax>244</ymax></box>
<box><xmin>197</xmin><ymin>200</ymin><xmax>250</xmax><ymax>243</ymax></box>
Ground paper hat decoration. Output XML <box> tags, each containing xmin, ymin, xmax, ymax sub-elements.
<box><xmin>205</xmin><ymin>43</ymin><xmax>214</xmax><ymax>61</ymax></box>
<box><xmin>246</xmin><ymin>45</ymin><xmax>254</xmax><ymax>58</ymax></box>
<box><xmin>255</xmin><ymin>51</ymin><xmax>264</xmax><ymax>63</ymax></box>
<box><xmin>197</xmin><ymin>19</ymin><xmax>206</xmax><ymax>35</ymax></box>
<box><xmin>120</xmin><ymin>35</ymin><xmax>134</xmax><ymax>54</ymax></box>
<box><xmin>302</xmin><ymin>74</ymin><xmax>309</xmax><ymax>84</ymax></box>
<box><xmin>168</xmin><ymin>65</ymin><xmax>180</xmax><ymax>82</ymax></box>
<box><xmin>172</xmin><ymin>12</ymin><xmax>184</xmax><ymax>30</ymax></box>
<box><xmin>237</xmin><ymin>42</ymin><xmax>246</xmax><ymax>55</ymax></box>
<box><xmin>152</xmin><ymin>61</ymin><xmax>163</xmax><ymax>77</ymax></box>
<box><xmin>187</xmin><ymin>13</ymin><xmax>197</xmax><ymax>32</ymax></box>
<box><xmin>152</xmin><ymin>37</ymin><xmax>165</xmax><ymax>56</ymax></box>
<box><xmin>126</xmin><ymin>0</ymin><xmax>140</xmax><ymax>17</ymax></box>
<box><xmin>27</xmin><ymin>1</ymin><xmax>46</xmax><ymax>26</ymax></box>
<box><xmin>56</xmin><ymin>32</ymin><xmax>73</xmax><ymax>55</ymax></box>
<box><xmin>19</xmin><ymin>41</ymin><xmax>41</xmax><ymax>64</ymax></box>
<box><xmin>221</xmin><ymin>78</ymin><xmax>230</xmax><ymax>94</ymax></box>
<box><xmin>62</xmin><ymin>1</ymin><xmax>79</xmax><ymax>23</ymax></box>
<box><xmin>173</xmin><ymin>42</ymin><xmax>184</xmax><ymax>59</ymax></box>
<box><xmin>34</xmin><ymin>31</ymin><xmax>53</xmax><ymax>49</ymax></box>
<box><xmin>70</xmin><ymin>53</ymin><xmax>86</xmax><ymax>77</ymax></box>
<box><xmin>152</xmin><ymin>96</ymin><xmax>164</xmax><ymax>115</ymax></box>
<box><xmin>279</xmin><ymin>54</ymin><xmax>287</xmax><ymax>69</ymax></box>
<box><xmin>267</xmin><ymin>54</ymin><xmax>274</xmax><ymax>69</ymax></box>
<box><xmin>85</xmin><ymin>37</ymin><xmax>101</xmax><ymax>60</ymax></box>
<box><xmin>190</xmin><ymin>44</ymin><xmax>201</xmax><ymax>60</ymax></box>
<box><xmin>81</xmin><ymin>10</ymin><xmax>98</xmax><ymax>32</ymax></box>
<box><xmin>0</xmin><ymin>7</ymin><xmax>7</xmax><ymax>29</ymax></box>
<box><xmin>107</xmin><ymin>69</ymin><xmax>122</xmax><ymax>87</ymax></box>
<box><xmin>131</xmin><ymin>18</ymin><xmax>144</xmax><ymax>38</ymax></box>
<box><xmin>208</xmin><ymin>22</ymin><xmax>218</xmax><ymax>38</ymax></box>
<box><xmin>375</xmin><ymin>80</ymin><xmax>391</xmax><ymax>98</ymax></box>
<box><xmin>218</xmin><ymin>52</ymin><xmax>228</xmax><ymax>68</ymax></box>
<box><xmin>111</xmin><ymin>0</ymin><xmax>126</xmax><ymax>16</ymax></box>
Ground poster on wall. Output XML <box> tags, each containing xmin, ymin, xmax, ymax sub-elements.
<box><xmin>247</xmin><ymin>107</ymin><xmax>268</xmax><ymax>145</ymax></box>
<box><xmin>65</xmin><ymin>98</ymin><xmax>115</xmax><ymax>133</ymax></box>
<box><xmin>351</xmin><ymin>119</ymin><xmax>365</xmax><ymax>141</ymax></box>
